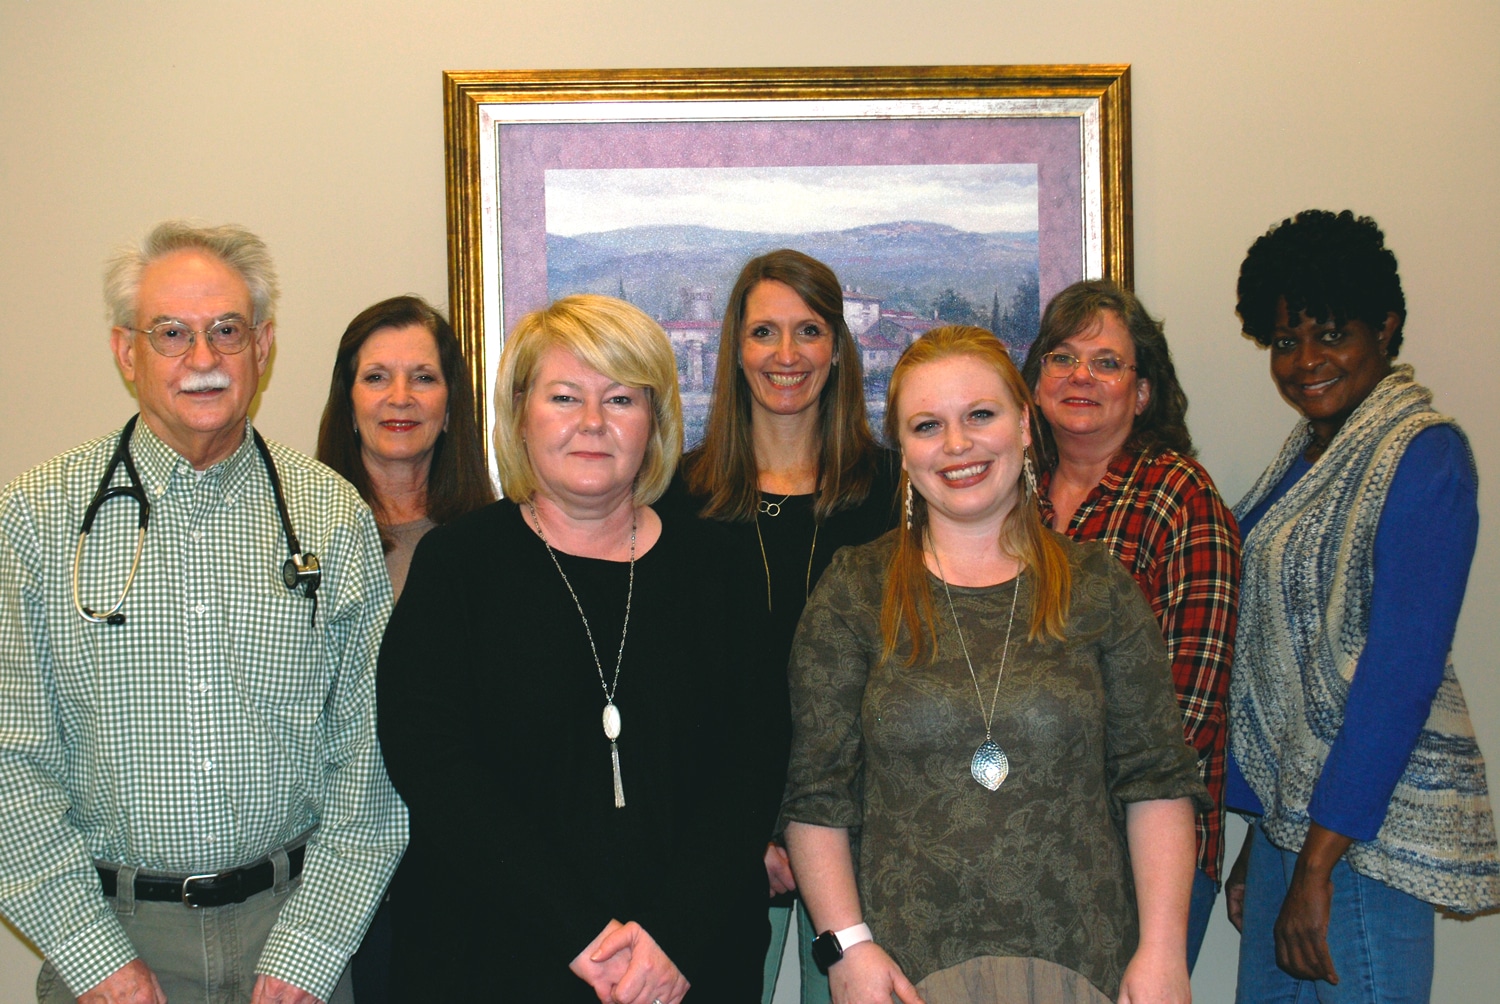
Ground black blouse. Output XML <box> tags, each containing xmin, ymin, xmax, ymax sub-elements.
<box><xmin>378</xmin><ymin>501</ymin><xmax>768</xmax><ymax>1001</ymax></box>
<box><xmin>658</xmin><ymin>449</ymin><xmax>902</xmax><ymax>831</ymax></box>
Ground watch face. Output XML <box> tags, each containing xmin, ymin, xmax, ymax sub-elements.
<box><xmin>811</xmin><ymin>931</ymin><xmax>841</xmax><ymax>973</ymax></box>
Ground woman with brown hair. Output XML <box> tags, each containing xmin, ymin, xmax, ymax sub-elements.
<box><xmin>1020</xmin><ymin>280</ymin><xmax>1240</xmax><ymax>970</ymax></box>
<box><xmin>316</xmin><ymin>294</ymin><xmax>494</xmax><ymax>597</ymax></box>
<box><xmin>662</xmin><ymin>249</ymin><xmax>898</xmax><ymax>1003</ymax></box>
<box><xmin>781</xmin><ymin>326</ymin><xmax>1205</xmax><ymax>1004</ymax></box>
<box><xmin>316</xmin><ymin>294</ymin><xmax>494</xmax><ymax>1002</ymax></box>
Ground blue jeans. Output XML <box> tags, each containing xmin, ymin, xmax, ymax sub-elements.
<box><xmin>1187</xmin><ymin>867</ymin><xmax>1217</xmax><ymax>973</ymax></box>
<box><xmin>1235</xmin><ymin>823</ymin><xmax>1434</xmax><ymax>1003</ymax></box>
<box><xmin>763</xmin><ymin>897</ymin><xmax>831</xmax><ymax>1004</ymax></box>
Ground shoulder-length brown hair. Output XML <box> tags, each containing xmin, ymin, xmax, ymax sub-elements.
<box><xmin>316</xmin><ymin>295</ymin><xmax>495</xmax><ymax>527</ymax></box>
<box><xmin>881</xmin><ymin>326</ymin><xmax>1071</xmax><ymax>665</ymax></box>
<box><xmin>684</xmin><ymin>249</ymin><xmax>880</xmax><ymax>522</ymax></box>
<box><xmin>1020</xmin><ymin>279</ymin><xmax>1194</xmax><ymax>468</ymax></box>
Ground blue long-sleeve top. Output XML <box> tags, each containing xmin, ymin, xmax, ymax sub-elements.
<box><xmin>1225</xmin><ymin>424</ymin><xmax>1479</xmax><ymax>840</ymax></box>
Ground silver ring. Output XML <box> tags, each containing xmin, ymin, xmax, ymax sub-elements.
<box><xmin>653</xmin><ymin>999</ymin><xmax>664</xmax><ymax>1004</ymax></box>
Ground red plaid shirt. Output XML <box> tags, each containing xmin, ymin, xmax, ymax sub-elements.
<box><xmin>1039</xmin><ymin>448</ymin><xmax>1240</xmax><ymax>882</ymax></box>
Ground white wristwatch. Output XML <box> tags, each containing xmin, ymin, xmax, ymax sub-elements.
<box><xmin>811</xmin><ymin>922</ymin><xmax>874</xmax><ymax>972</ymax></box>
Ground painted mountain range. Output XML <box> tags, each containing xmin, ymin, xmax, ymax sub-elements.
<box><xmin>546</xmin><ymin>220</ymin><xmax>1038</xmax><ymax>323</ymax></box>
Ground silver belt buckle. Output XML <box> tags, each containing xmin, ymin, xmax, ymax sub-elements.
<box><xmin>181</xmin><ymin>872</ymin><xmax>220</xmax><ymax>908</ymax></box>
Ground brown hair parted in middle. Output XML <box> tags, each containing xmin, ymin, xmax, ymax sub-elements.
<box><xmin>1020</xmin><ymin>279</ymin><xmax>1194</xmax><ymax>469</ymax></box>
<box><xmin>316</xmin><ymin>294</ymin><xmax>494</xmax><ymax>531</ymax></box>
<box><xmin>683</xmin><ymin>249</ymin><xmax>881</xmax><ymax>522</ymax></box>
<box><xmin>882</xmin><ymin>325</ymin><xmax>1071</xmax><ymax>665</ymax></box>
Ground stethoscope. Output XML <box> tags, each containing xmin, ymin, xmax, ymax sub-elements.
<box><xmin>72</xmin><ymin>414</ymin><xmax>322</xmax><ymax>626</ymax></box>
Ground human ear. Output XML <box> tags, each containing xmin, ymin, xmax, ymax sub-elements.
<box><xmin>110</xmin><ymin>326</ymin><xmax>137</xmax><ymax>382</ymax></box>
<box><xmin>253</xmin><ymin>321</ymin><xmax>276</xmax><ymax>375</ymax></box>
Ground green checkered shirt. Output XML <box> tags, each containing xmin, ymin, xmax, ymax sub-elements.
<box><xmin>0</xmin><ymin>418</ymin><xmax>408</xmax><ymax>999</ymax></box>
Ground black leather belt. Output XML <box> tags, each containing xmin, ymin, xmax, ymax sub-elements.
<box><xmin>97</xmin><ymin>844</ymin><xmax>306</xmax><ymax>909</ymax></box>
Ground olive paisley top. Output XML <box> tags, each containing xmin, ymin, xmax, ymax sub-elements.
<box><xmin>780</xmin><ymin>533</ymin><xmax>1208</xmax><ymax>998</ymax></box>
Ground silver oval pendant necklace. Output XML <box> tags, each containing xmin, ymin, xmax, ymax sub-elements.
<box><xmin>931</xmin><ymin>544</ymin><xmax>1020</xmax><ymax>791</ymax></box>
<box><xmin>529</xmin><ymin>503</ymin><xmax>635</xmax><ymax>808</ymax></box>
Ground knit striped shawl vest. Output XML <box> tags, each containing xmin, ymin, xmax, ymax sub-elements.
<box><xmin>1230</xmin><ymin>364</ymin><xmax>1499</xmax><ymax>913</ymax></box>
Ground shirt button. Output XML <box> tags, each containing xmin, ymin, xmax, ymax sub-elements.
<box><xmin>191</xmin><ymin>530</ymin><xmax>203</xmax><ymax>543</ymax></box>
<box><xmin>193</xmin><ymin>603</ymin><xmax>208</xmax><ymax>616</ymax></box>
<box><xmin>197</xmin><ymin>681</ymin><xmax>210</xmax><ymax>694</ymax></box>
<box><xmin>201</xmin><ymin>759</ymin><xmax>214</xmax><ymax>772</ymax></box>
<box><xmin>203</xmin><ymin>835</ymin><xmax>217</xmax><ymax>845</ymax></box>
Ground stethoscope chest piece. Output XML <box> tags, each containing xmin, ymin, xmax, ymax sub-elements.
<box><xmin>282</xmin><ymin>552</ymin><xmax>321</xmax><ymax>596</ymax></box>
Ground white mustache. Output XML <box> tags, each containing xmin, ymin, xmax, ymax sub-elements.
<box><xmin>179</xmin><ymin>371</ymin><xmax>232</xmax><ymax>392</ymax></box>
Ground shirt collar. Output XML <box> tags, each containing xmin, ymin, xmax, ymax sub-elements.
<box><xmin>129</xmin><ymin>417</ymin><xmax>261</xmax><ymax>504</ymax></box>
<box><xmin>1037</xmin><ymin>447</ymin><xmax>1147</xmax><ymax>527</ymax></box>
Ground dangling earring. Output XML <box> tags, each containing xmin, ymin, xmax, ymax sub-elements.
<box><xmin>904</xmin><ymin>477</ymin><xmax>914</xmax><ymax>531</ymax></box>
<box><xmin>1023</xmin><ymin>450</ymin><xmax>1038</xmax><ymax>500</ymax></box>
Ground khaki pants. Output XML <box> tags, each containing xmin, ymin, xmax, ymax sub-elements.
<box><xmin>36</xmin><ymin>865</ymin><xmax>353</xmax><ymax>1004</ymax></box>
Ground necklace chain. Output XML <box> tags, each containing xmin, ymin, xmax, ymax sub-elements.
<box><xmin>758</xmin><ymin>492</ymin><xmax>793</xmax><ymax>517</ymax></box>
<box><xmin>753</xmin><ymin>492</ymin><xmax>818</xmax><ymax>613</ymax></box>
<box><xmin>930</xmin><ymin>542</ymin><xmax>1019</xmax><ymax>741</ymax></box>
<box><xmin>528</xmin><ymin>503</ymin><xmax>635</xmax><ymax>704</ymax></box>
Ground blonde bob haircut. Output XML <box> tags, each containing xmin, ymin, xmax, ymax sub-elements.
<box><xmin>881</xmin><ymin>325</ymin><xmax>1071</xmax><ymax>665</ymax></box>
<box><xmin>494</xmin><ymin>294</ymin><xmax>684</xmax><ymax>507</ymax></box>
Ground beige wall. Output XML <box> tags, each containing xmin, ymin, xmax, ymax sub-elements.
<box><xmin>2</xmin><ymin>1</ymin><xmax>1496</xmax><ymax>1000</ymax></box>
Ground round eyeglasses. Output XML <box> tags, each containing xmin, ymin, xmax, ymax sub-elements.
<box><xmin>1039</xmin><ymin>351</ymin><xmax>1137</xmax><ymax>383</ymax></box>
<box><xmin>126</xmin><ymin>316</ymin><xmax>257</xmax><ymax>357</ymax></box>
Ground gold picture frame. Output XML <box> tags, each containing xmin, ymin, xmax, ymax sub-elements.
<box><xmin>443</xmin><ymin>64</ymin><xmax>1131</xmax><ymax>454</ymax></box>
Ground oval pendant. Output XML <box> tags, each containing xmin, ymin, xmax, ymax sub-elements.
<box><xmin>970</xmin><ymin>738</ymin><xmax>1009</xmax><ymax>790</ymax></box>
<box><xmin>602</xmin><ymin>702</ymin><xmax>622</xmax><ymax>741</ymax></box>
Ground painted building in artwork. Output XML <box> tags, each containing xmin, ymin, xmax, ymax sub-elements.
<box><xmin>840</xmin><ymin>286</ymin><xmax>940</xmax><ymax>377</ymax></box>
<box><xmin>662</xmin><ymin>286</ymin><xmax>719</xmax><ymax>392</ymax></box>
<box><xmin>842</xmin><ymin>288</ymin><xmax>882</xmax><ymax>335</ymax></box>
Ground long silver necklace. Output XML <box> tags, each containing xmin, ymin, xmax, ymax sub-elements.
<box><xmin>529</xmin><ymin>503</ymin><xmax>635</xmax><ymax>808</ymax></box>
<box><xmin>931</xmin><ymin>544</ymin><xmax>1020</xmax><ymax>791</ymax></box>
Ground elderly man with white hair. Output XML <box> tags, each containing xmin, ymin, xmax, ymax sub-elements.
<box><xmin>0</xmin><ymin>221</ymin><xmax>407</xmax><ymax>1004</ymax></box>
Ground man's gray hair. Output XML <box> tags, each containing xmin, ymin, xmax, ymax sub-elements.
<box><xmin>104</xmin><ymin>220</ymin><xmax>280</xmax><ymax>326</ymax></box>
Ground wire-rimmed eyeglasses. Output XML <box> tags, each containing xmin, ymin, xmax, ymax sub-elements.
<box><xmin>125</xmin><ymin>316</ymin><xmax>258</xmax><ymax>357</ymax></box>
<box><xmin>1039</xmin><ymin>351</ymin><xmax>1137</xmax><ymax>383</ymax></box>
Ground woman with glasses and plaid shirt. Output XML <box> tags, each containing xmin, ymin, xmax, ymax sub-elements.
<box><xmin>1019</xmin><ymin>279</ymin><xmax>1241</xmax><ymax>971</ymax></box>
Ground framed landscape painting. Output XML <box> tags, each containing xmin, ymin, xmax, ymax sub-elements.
<box><xmin>443</xmin><ymin>65</ymin><xmax>1132</xmax><ymax>458</ymax></box>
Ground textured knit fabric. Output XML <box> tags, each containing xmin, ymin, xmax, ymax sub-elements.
<box><xmin>1038</xmin><ymin>447</ymin><xmax>1239</xmax><ymax>882</ymax></box>
<box><xmin>780</xmin><ymin>533</ymin><xmax>1209</xmax><ymax>998</ymax></box>
<box><xmin>377</xmin><ymin>501</ymin><xmax>769</xmax><ymax>1002</ymax></box>
<box><xmin>1226</xmin><ymin>426</ymin><xmax>1477</xmax><ymax>842</ymax></box>
<box><xmin>0</xmin><ymin>418</ymin><xmax>408</xmax><ymax>999</ymax></box>
<box><xmin>1230</xmin><ymin>365</ymin><xmax>1500</xmax><ymax>913</ymax></box>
